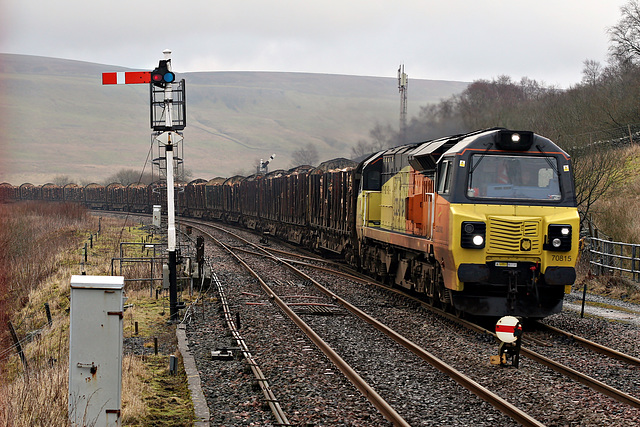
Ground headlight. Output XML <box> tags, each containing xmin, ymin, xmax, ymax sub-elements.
<box><xmin>545</xmin><ymin>224</ymin><xmax>572</xmax><ymax>251</ymax></box>
<box><xmin>461</xmin><ymin>221</ymin><xmax>486</xmax><ymax>249</ymax></box>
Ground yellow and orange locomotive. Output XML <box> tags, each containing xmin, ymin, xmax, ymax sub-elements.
<box><xmin>356</xmin><ymin>128</ymin><xmax>579</xmax><ymax>317</ymax></box>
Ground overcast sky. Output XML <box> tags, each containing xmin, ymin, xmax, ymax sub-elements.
<box><xmin>0</xmin><ymin>0</ymin><xmax>629</xmax><ymax>88</ymax></box>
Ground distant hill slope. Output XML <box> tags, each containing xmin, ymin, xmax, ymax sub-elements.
<box><xmin>0</xmin><ymin>54</ymin><xmax>468</xmax><ymax>184</ymax></box>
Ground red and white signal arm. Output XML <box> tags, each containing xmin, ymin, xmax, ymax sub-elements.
<box><xmin>495</xmin><ymin>316</ymin><xmax>522</xmax><ymax>343</ymax></box>
<box><xmin>102</xmin><ymin>71</ymin><xmax>151</xmax><ymax>85</ymax></box>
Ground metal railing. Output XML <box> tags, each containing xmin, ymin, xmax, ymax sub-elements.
<box><xmin>588</xmin><ymin>237</ymin><xmax>640</xmax><ymax>283</ymax></box>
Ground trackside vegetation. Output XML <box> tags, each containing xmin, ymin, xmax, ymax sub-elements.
<box><xmin>0</xmin><ymin>202</ymin><xmax>194</xmax><ymax>426</ymax></box>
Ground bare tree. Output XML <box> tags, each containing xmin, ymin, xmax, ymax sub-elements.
<box><xmin>351</xmin><ymin>139</ymin><xmax>375</xmax><ymax>159</ymax></box>
<box><xmin>570</xmin><ymin>143</ymin><xmax>626</xmax><ymax>225</ymax></box>
<box><xmin>369</xmin><ymin>122</ymin><xmax>396</xmax><ymax>150</ymax></box>
<box><xmin>52</xmin><ymin>175</ymin><xmax>72</xmax><ymax>186</ymax></box>
<box><xmin>104</xmin><ymin>168</ymin><xmax>153</xmax><ymax>185</ymax></box>
<box><xmin>581</xmin><ymin>59</ymin><xmax>603</xmax><ymax>86</ymax></box>
<box><xmin>177</xmin><ymin>168</ymin><xmax>194</xmax><ymax>183</ymax></box>
<box><xmin>290</xmin><ymin>143</ymin><xmax>319</xmax><ymax>167</ymax></box>
<box><xmin>608</xmin><ymin>0</ymin><xmax>640</xmax><ymax>64</ymax></box>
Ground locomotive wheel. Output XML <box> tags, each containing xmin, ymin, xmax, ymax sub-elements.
<box><xmin>446</xmin><ymin>289</ymin><xmax>464</xmax><ymax>318</ymax></box>
<box><xmin>454</xmin><ymin>302</ymin><xmax>464</xmax><ymax>318</ymax></box>
<box><xmin>441</xmin><ymin>288</ymin><xmax>454</xmax><ymax>314</ymax></box>
<box><xmin>428</xmin><ymin>289</ymin><xmax>439</xmax><ymax>308</ymax></box>
<box><xmin>429</xmin><ymin>263</ymin><xmax>445</xmax><ymax>309</ymax></box>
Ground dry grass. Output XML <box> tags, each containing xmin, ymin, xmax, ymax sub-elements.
<box><xmin>121</xmin><ymin>354</ymin><xmax>150</xmax><ymax>424</ymax></box>
<box><xmin>574</xmin><ymin>268</ymin><xmax>640</xmax><ymax>304</ymax></box>
<box><xmin>0</xmin><ymin>327</ymin><xmax>70</xmax><ymax>426</ymax></box>
<box><xmin>0</xmin><ymin>203</ymin><xmax>193</xmax><ymax>426</ymax></box>
<box><xmin>0</xmin><ymin>202</ymin><xmax>92</xmax><ymax>349</ymax></box>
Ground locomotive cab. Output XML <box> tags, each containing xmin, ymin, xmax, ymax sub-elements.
<box><xmin>434</xmin><ymin>129</ymin><xmax>579</xmax><ymax>317</ymax></box>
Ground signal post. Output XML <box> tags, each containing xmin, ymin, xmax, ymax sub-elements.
<box><xmin>103</xmin><ymin>49</ymin><xmax>187</xmax><ymax>321</ymax></box>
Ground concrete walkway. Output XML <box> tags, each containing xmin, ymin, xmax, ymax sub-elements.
<box><xmin>176</xmin><ymin>323</ymin><xmax>210</xmax><ymax>426</ymax></box>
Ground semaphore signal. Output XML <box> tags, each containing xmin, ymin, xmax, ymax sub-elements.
<box><xmin>102</xmin><ymin>63</ymin><xmax>175</xmax><ymax>87</ymax></box>
<box><xmin>102</xmin><ymin>71</ymin><xmax>151</xmax><ymax>85</ymax></box>
<box><xmin>101</xmin><ymin>49</ymin><xmax>186</xmax><ymax>322</ymax></box>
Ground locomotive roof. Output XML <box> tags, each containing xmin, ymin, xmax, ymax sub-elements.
<box><xmin>408</xmin><ymin>128</ymin><xmax>568</xmax><ymax>172</ymax></box>
<box><xmin>441</xmin><ymin>128</ymin><xmax>569</xmax><ymax>158</ymax></box>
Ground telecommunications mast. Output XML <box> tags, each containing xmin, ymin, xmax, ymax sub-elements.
<box><xmin>398</xmin><ymin>64</ymin><xmax>408</xmax><ymax>142</ymax></box>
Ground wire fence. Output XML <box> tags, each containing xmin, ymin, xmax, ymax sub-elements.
<box><xmin>560</xmin><ymin>123</ymin><xmax>640</xmax><ymax>150</ymax></box>
<box><xmin>587</xmin><ymin>237</ymin><xmax>640</xmax><ymax>283</ymax></box>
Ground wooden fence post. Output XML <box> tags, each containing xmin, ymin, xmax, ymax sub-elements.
<box><xmin>8</xmin><ymin>321</ymin><xmax>28</xmax><ymax>372</ymax></box>
<box><xmin>44</xmin><ymin>302</ymin><xmax>52</xmax><ymax>326</ymax></box>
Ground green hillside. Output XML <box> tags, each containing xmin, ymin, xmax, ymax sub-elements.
<box><xmin>0</xmin><ymin>54</ymin><xmax>467</xmax><ymax>184</ymax></box>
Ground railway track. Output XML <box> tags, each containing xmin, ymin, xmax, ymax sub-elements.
<box><xmin>196</xmin><ymin>221</ymin><xmax>543</xmax><ymax>426</ymax></box>
<box><xmin>200</xmin><ymin>220</ymin><xmax>640</xmax><ymax>417</ymax></box>
<box><xmin>243</xmin><ymin>238</ymin><xmax>640</xmax><ymax>372</ymax></box>
<box><xmin>265</xmin><ymin>244</ymin><xmax>640</xmax><ymax>410</ymax></box>
<box><xmin>192</xmin><ymin>220</ymin><xmax>541</xmax><ymax>426</ymax></box>
<box><xmin>244</xmin><ymin>235</ymin><xmax>640</xmax><ymax>389</ymax></box>
<box><xmin>110</xmin><ymin>212</ymin><xmax>640</xmax><ymax>424</ymax></box>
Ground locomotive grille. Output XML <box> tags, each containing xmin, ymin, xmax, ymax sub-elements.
<box><xmin>487</xmin><ymin>216</ymin><xmax>542</xmax><ymax>254</ymax></box>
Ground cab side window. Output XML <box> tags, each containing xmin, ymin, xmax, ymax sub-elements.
<box><xmin>437</xmin><ymin>158</ymin><xmax>453</xmax><ymax>194</ymax></box>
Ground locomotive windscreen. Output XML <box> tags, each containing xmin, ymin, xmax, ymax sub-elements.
<box><xmin>467</xmin><ymin>155</ymin><xmax>561</xmax><ymax>201</ymax></box>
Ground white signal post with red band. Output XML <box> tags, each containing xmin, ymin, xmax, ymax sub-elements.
<box><xmin>102</xmin><ymin>49</ymin><xmax>182</xmax><ymax>322</ymax></box>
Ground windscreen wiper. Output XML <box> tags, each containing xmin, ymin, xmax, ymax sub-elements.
<box><xmin>535</xmin><ymin>144</ymin><xmax>560</xmax><ymax>176</ymax></box>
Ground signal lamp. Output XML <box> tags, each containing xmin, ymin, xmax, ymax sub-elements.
<box><xmin>150</xmin><ymin>60</ymin><xmax>175</xmax><ymax>87</ymax></box>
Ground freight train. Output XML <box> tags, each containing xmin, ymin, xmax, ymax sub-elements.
<box><xmin>4</xmin><ymin>128</ymin><xmax>580</xmax><ymax>318</ymax></box>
